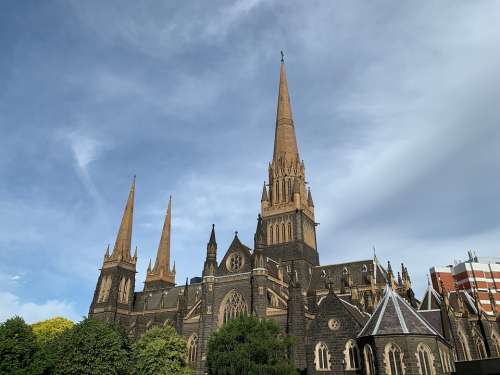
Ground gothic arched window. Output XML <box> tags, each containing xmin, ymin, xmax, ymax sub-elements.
<box><xmin>364</xmin><ymin>344</ymin><xmax>376</xmax><ymax>375</ymax></box>
<box><xmin>458</xmin><ymin>329</ymin><xmax>471</xmax><ymax>360</ymax></box>
<box><xmin>187</xmin><ymin>333</ymin><xmax>198</xmax><ymax>364</ymax></box>
<box><xmin>492</xmin><ymin>330</ymin><xmax>500</xmax><ymax>357</ymax></box>
<box><xmin>275</xmin><ymin>224</ymin><xmax>280</xmax><ymax>243</ymax></box>
<box><xmin>269</xmin><ymin>225</ymin><xmax>273</xmax><ymax>244</ymax></box>
<box><xmin>315</xmin><ymin>342</ymin><xmax>330</xmax><ymax>370</ymax></box>
<box><xmin>281</xmin><ymin>223</ymin><xmax>286</xmax><ymax>242</ymax></box>
<box><xmin>384</xmin><ymin>343</ymin><xmax>404</xmax><ymax>375</ymax></box>
<box><xmin>345</xmin><ymin>340</ymin><xmax>360</xmax><ymax>370</ymax></box>
<box><xmin>416</xmin><ymin>343</ymin><xmax>435</xmax><ymax>375</ymax></box>
<box><xmin>99</xmin><ymin>276</ymin><xmax>112</xmax><ymax>302</ymax></box>
<box><xmin>287</xmin><ymin>222</ymin><xmax>292</xmax><ymax>241</ymax></box>
<box><xmin>123</xmin><ymin>278</ymin><xmax>130</xmax><ymax>302</ymax></box>
<box><xmin>220</xmin><ymin>290</ymin><xmax>247</xmax><ymax>325</ymax></box>
<box><xmin>475</xmin><ymin>336</ymin><xmax>487</xmax><ymax>359</ymax></box>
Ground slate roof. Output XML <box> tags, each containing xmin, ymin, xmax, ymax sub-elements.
<box><xmin>417</xmin><ymin>310</ymin><xmax>444</xmax><ymax>336</ymax></box>
<box><xmin>418</xmin><ymin>284</ymin><xmax>443</xmax><ymax>311</ymax></box>
<box><xmin>448</xmin><ymin>289</ymin><xmax>478</xmax><ymax>315</ymax></box>
<box><xmin>309</xmin><ymin>258</ymin><xmax>387</xmax><ymax>291</ymax></box>
<box><xmin>358</xmin><ymin>285</ymin><xmax>441</xmax><ymax>338</ymax></box>
<box><xmin>132</xmin><ymin>282</ymin><xmax>202</xmax><ymax>312</ymax></box>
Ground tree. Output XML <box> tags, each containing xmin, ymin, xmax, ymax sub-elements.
<box><xmin>0</xmin><ymin>316</ymin><xmax>38</xmax><ymax>375</ymax></box>
<box><xmin>207</xmin><ymin>315</ymin><xmax>298</xmax><ymax>375</ymax></box>
<box><xmin>30</xmin><ymin>317</ymin><xmax>74</xmax><ymax>375</ymax></box>
<box><xmin>31</xmin><ymin>317</ymin><xmax>74</xmax><ymax>345</ymax></box>
<box><xmin>50</xmin><ymin>318</ymin><xmax>131</xmax><ymax>375</ymax></box>
<box><xmin>132</xmin><ymin>324</ymin><xmax>192</xmax><ymax>375</ymax></box>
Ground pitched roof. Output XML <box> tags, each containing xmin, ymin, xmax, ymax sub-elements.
<box><xmin>418</xmin><ymin>283</ymin><xmax>443</xmax><ymax>311</ymax></box>
<box><xmin>358</xmin><ymin>285</ymin><xmax>441</xmax><ymax>338</ymax></box>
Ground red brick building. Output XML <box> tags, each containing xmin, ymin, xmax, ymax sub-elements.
<box><xmin>430</xmin><ymin>251</ymin><xmax>500</xmax><ymax>317</ymax></box>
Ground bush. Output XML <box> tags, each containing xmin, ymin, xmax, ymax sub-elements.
<box><xmin>50</xmin><ymin>318</ymin><xmax>131</xmax><ymax>375</ymax></box>
<box><xmin>0</xmin><ymin>316</ymin><xmax>38</xmax><ymax>375</ymax></box>
<box><xmin>132</xmin><ymin>325</ymin><xmax>192</xmax><ymax>375</ymax></box>
<box><xmin>207</xmin><ymin>315</ymin><xmax>298</xmax><ymax>375</ymax></box>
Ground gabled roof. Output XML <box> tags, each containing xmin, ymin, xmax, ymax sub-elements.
<box><xmin>358</xmin><ymin>286</ymin><xmax>441</xmax><ymax>338</ymax></box>
<box><xmin>317</xmin><ymin>291</ymin><xmax>369</xmax><ymax>328</ymax></box>
<box><xmin>418</xmin><ymin>283</ymin><xmax>443</xmax><ymax>311</ymax></box>
<box><xmin>448</xmin><ymin>289</ymin><xmax>478</xmax><ymax>315</ymax></box>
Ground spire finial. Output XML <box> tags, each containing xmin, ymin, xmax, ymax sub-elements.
<box><xmin>280</xmin><ymin>50</ymin><xmax>284</xmax><ymax>63</ymax></box>
<box><xmin>111</xmin><ymin>176</ymin><xmax>136</xmax><ymax>262</ymax></box>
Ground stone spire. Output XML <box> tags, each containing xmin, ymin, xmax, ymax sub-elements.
<box><xmin>273</xmin><ymin>58</ymin><xmax>299</xmax><ymax>163</ymax></box>
<box><xmin>110</xmin><ymin>176</ymin><xmax>135</xmax><ymax>262</ymax></box>
<box><xmin>153</xmin><ymin>195</ymin><xmax>172</xmax><ymax>275</ymax></box>
<box><xmin>203</xmin><ymin>224</ymin><xmax>218</xmax><ymax>277</ymax></box>
<box><xmin>144</xmin><ymin>195</ymin><xmax>175</xmax><ymax>291</ymax></box>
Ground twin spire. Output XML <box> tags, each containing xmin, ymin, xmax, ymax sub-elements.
<box><xmin>105</xmin><ymin>176</ymin><xmax>175</xmax><ymax>288</ymax></box>
<box><xmin>109</xmin><ymin>176</ymin><xmax>136</xmax><ymax>263</ymax></box>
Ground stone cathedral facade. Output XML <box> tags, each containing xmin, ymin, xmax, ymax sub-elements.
<box><xmin>89</xmin><ymin>60</ymin><xmax>500</xmax><ymax>374</ymax></box>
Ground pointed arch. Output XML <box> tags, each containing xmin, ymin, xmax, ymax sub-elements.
<box><xmin>457</xmin><ymin>329</ymin><xmax>471</xmax><ymax>360</ymax></box>
<box><xmin>344</xmin><ymin>339</ymin><xmax>360</xmax><ymax>370</ymax></box>
<box><xmin>123</xmin><ymin>278</ymin><xmax>131</xmax><ymax>302</ymax></box>
<box><xmin>268</xmin><ymin>224</ymin><xmax>274</xmax><ymax>244</ymax></box>
<box><xmin>187</xmin><ymin>333</ymin><xmax>198</xmax><ymax>364</ymax></box>
<box><xmin>275</xmin><ymin>224</ymin><xmax>279</xmax><ymax>243</ymax></box>
<box><xmin>287</xmin><ymin>221</ymin><xmax>292</xmax><ymax>241</ymax></box>
<box><xmin>364</xmin><ymin>344</ymin><xmax>376</xmax><ymax>375</ymax></box>
<box><xmin>492</xmin><ymin>330</ymin><xmax>500</xmax><ymax>357</ymax></box>
<box><xmin>219</xmin><ymin>289</ymin><xmax>248</xmax><ymax>326</ymax></box>
<box><xmin>314</xmin><ymin>342</ymin><xmax>331</xmax><ymax>370</ymax></box>
<box><xmin>384</xmin><ymin>342</ymin><xmax>405</xmax><ymax>375</ymax></box>
<box><xmin>281</xmin><ymin>223</ymin><xmax>285</xmax><ymax>242</ymax></box>
<box><xmin>415</xmin><ymin>343</ymin><xmax>435</xmax><ymax>375</ymax></box>
<box><xmin>118</xmin><ymin>277</ymin><xmax>125</xmax><ymax>302</ymax></box>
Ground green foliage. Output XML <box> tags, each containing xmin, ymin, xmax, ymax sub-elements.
<box><xmin>132</xmin><ymin>325</ymin><xmax>192</xmax><ymax>375</ymax></box>
<box><xmin>207</xmin><ymin>315</ymin><xmax>298</xmax><ymax>375</ymax></box>
<box><xmin>49</xmin><ymin>318</ymin><xmax>131</xmax><ymax>375</ymax></box>
<box><xmin>31</xmin><ymin>317</ymin><xmax>74</xmax><ymax>345</ymax></box>
<box><xmin>0</xmin><ymin>316</ymin><xmax>38</xmax><ymax>375</ymax></box>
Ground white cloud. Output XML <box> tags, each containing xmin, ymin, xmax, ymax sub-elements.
<box><xmin>0</xmin><ymin>291</ymin><xmax>81</xmax><ymax>324</ymax></box>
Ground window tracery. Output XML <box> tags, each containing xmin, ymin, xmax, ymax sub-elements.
<box><xmin>458</xmin><ymin>329</ymin><xmax>471</xmax><ymax>360</ymax></box>
<box><xmin>220</xmin><ymin>290</ymin><xmax>247</xmax><ymax>325</ymax></box>
<box><xmin>416</xmin><ymin>343</ymin><xmax>435</xmax><ymax>375</ymax></box>
<box><xmin>344</xmin><ymin>340</ymin><xmax>360</xmax><ymax>370</ymax></box>
<box><xmin>315</xmin><ymin>342</ymin><xmax>330</xmax><ymax>370</ymax></box>
<box><xmin>187</xmin><ymin>333</ymin><xmax>198</xmax><ymax>364</ymax></box>
<box><xmin>384</xmin><ymin>343</ymin><xmax>405</xmax><ymax>375</ymax></box>
<box><xmin>364</xmin><ymin>344</ymin><xmax>376</xmax><ymax>375</ymax></box>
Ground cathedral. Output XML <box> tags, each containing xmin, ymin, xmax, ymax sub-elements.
<box><xmin>89</xmin><ymin>59</ymin><xmax>500</xmax><ymax>375</ymax></box>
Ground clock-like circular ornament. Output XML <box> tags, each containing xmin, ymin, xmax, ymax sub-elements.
<box><xmin>328</xmin><ymin>318</ymin><xmax>340</xmax><ymax>331</ymax></box>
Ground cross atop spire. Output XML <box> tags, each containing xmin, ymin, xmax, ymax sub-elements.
<box><xmin>273</xmin><ymin>57</ymin><xmax>299</xmax><ymax>163</ymax></box>
<box><xmin>111</xmin><ymin>176</ymin><xmax>135</xmax><ymax>262</ymax></box>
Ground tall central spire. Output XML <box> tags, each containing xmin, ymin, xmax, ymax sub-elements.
<box><xmin>153</xmin><ymin>195</ymin><xmax>172</xmax><ymax>274</ymax></box>
<box><xmin>111</xmin><ymin>176</ymin><xmax>135</xmax><ymax>261</ymax></box>
<box><xmin>273</xmin><ymin>57</ymin><xmax>299</xmax><ymax>162</ymax></box>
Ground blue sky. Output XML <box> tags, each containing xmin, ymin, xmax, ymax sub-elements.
<box><xmin>1</xmin><ymin>1</ymin><xmax>500</xmax><ymax>323</ymax></box>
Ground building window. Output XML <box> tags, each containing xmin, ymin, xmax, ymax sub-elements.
<box><xmin>220</xmin><ymin>290</ymin><xmax>247</xmax><ymax>325</ymax></box>
<box><xmin>344</xmin><ymin>340</ymin><xmax>360</xmax><ymax>370</ymax></box>
<box><xmin>275</xmin><ymin>224</ymin><xmax>279</xmax><ymax>243</ymax></box>
<box><xmin>384</xmin><ymin>343</ymin><xmax>405</xmax><ymax>375</ymax></box>
<box><xmin>475</xmin><ymin>337</ymin><xmax>487</xmax><ymax>359</ymax></box>
<box><xmin>492</xmin><ymin>331</ymin><xmax>500</xmax><ymax>357</ymax></box>
<box><xmin>458</xmin><ymin>329</ymin><xmax>471</xmax><ymax>360</ymax></box>
<box><xmin>268</xmin><ymin>225</ymin><xmax>273</xmax><ymax>244</ymax></box>
<box><xmin>364</xmin><ymin>345</ymin><xmax>376</xmax><ymax>375</ymax></box>
<box><xmin>439</xmin><ymin>348</ymin><xmax>453</xmax><ymax>373</ymax></box>
<box><xmin>227</xmin><ymin>253</ymin><xmax>243</xmax><ymax>272</ymax></box>
<box><xmin>281</xmin><ymin>223</ymin><xmax>286</xmax><ymax>242</ymax></box>
<box><xmin>416</xmin><ymin>343</ymin><xmax>435</xmax><ymax>375</ymax></box>
<box><xmin>98</xmin><ymin>276</ymin><xmax>112</xmax><ymax>302</ymax></box>
<box><xmin>187</xmin><ymin>333</ymin><xmax>198</xmax><ymax>364</ymax></box>
<box><xmin>287</xmin><ymin>222</ymin><xmax>292</xmax><ymax>241</ymax></box>
<box><xmin>315</xmin><ymin>342</ymin><xmax>331</xmax><ymax>370</ymax></box>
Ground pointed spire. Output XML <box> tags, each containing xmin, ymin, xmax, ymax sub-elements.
<box><xmin>111</xmin><ymin>176</ymin><xmax>135</xmax><ymax>261</ymax></box>
<box><xmin>147</xmin><ymin>259</ymin><xmax>152</xmax><ymax>272</ymax></box>
<box><xmin>261</xmin><ymin>182</ymin><xmax>269</xmax><ymax>202</ymax></box>
<box><xmin>133</xmin><ymin>246</ymin><xmax>138</xmax><ymax>259</ymax></box>
<box><xmin>273</xmin><ymin>55</ymin><xmax>299</xmax><ymax>162</ymax></box>
<box><xmin>105</xmin><ymin>244</ymin><xmax>110</xmax><ymax>257</ymax></box>
<box><xmin>307</xmin><ymin>187</ymin><xmax>314</xmax><ymax>207</ymax></box>
<box><xmin>153</xmin><ymin>195</ymin><xmax>172</xmax><ymax>274</ymax></box>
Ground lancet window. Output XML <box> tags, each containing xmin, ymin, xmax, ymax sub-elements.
<box><xmin>315</xmin><ymin>342</ymin><xmax>330</xmax><ymax>370</ymax></box>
